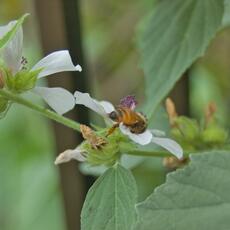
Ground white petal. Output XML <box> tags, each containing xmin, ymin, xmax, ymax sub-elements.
<box><xmin>31</xmin><ymin>50</ymin><xmax>82</xmax><ymax>78</ymax></box>
<box><xmin>33</xmin><ymin>86</ymin><xmax>75</xmax><ymax>115</ymax></box>
<box><xmin>0</xmin><ymin>20</ymin><xmax>17</xmax><ymax>38</ymax></box>
<box><xmin>0</xmin><ymin>21</ymin><xmax>11</xmax><ymax>38</ymax></box>
<box><xmin>119</xmin><ymin>124</ymin><xmax>153</xmax><ymax>145</ymax></box>
<box><xmin>99</xmin><ymin>101</ymin><xmax>115</xmax><ymax>113</ymax></box>
<box><xmin>3</xmin><ymin>23</ymin><xmax>23</xmax><ymax>74</ymax></box>
<box><xmin>151</xmin><ymin>137</ymin><xmax>183</xmax><ymax>159</ymax></box>
<box><xmin>151</xmin><ymin>129</ymin><xmax>166</xmax><ymax>137</ymax></box>
<box><xmin>55</xmin><ymin>147</ymin><xmax>86</xmax><ymax>164</ymax></box>
<box><xmin>74</xmin><ymin>91</ymin><xmax>107</xmax><ymax>116</ymax></box>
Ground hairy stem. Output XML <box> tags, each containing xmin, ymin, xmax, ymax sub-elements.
<box><xmin>0</xmin><ymin>89</ymin><xmax>81</xmax><ymax>132</ymax></box>
<box><xmin>125</xmin><ymin>149</ymin><xmax>173</xmax><ymax>158</ymax></box>
<box><xmin>125</xmin><ymin>149</ymin><xmax>191</xmax><ymax>158</ymax></box>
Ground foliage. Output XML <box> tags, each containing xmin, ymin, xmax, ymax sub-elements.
<box><xmin>0</xmin><ymin>106</ymin><xmax>64</xmax><ymax>230</ymax></box>
<box><xmin>138</xmin><ymin>0</ymin><xmax>224</xmax><ymax>119</ymax></box>
<box><xmin>81</xmin><ymin>164</ymin><xmax>137</xmax><ymax>230</ymax></box>
<box><xmin>1</xmin><ymin>0</ymin><xmax>230</xmax><ymax>229</ymax></box>
<box><xmin>135</xmin><ymin>151</ymin><xmax>230</xmax><ymax>230</ymax></box>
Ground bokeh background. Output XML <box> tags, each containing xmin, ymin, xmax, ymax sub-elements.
<box><xmin>1</xmin><ymin>0</ymin><xmax>230</xmax><ymax>230</ymax></box>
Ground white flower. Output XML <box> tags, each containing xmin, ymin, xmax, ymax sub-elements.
<box><xmin>0</xmin><ymin>22</ymin><xmax>82</xmax><ymax>115</ymax></box>
<box><xmin>0</xmin><ymin>21</ymin><xmax>11</xmax><ymax>37</ymax></box>
<box><xmin>55</xmin><ymin>147</ymin><xmax>87</xmax><ymax>164</ymax></box>
<box><xmin>0</xmin><ymin>20</ymin><xmax>19</xmax><ymax>45</ymax></box>
<box><xmin>74</xmin><ymin>91</ymin><xmax>183</xmax><ymax>159</ymax></box>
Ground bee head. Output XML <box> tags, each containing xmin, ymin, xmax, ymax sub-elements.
<box><xmin>108</xmin><ymin>111</ymin><xmax>119</xmax><ymax>121</ymax></box>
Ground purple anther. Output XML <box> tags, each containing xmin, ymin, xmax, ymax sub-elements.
<box><xmin>21</xmin><ymin>56</ymin><xmax>28</xmax><ymax>70</ymax></box>
<box><xmin>119</xmin><ymin>95</ymin><xmax>137</xmax><ymax>110</ymax></box>
<box><xmin>21</xmin><ymin>56</ymin><xmax>28</xmax><ymax>65</ymax></box>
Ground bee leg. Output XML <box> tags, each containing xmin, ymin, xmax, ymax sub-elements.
<box><xmin>106</xmin><ymin>123</ymin><xmax>119</xmax><ymax>137</ymax></box>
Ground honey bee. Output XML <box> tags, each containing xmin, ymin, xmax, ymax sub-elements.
<box><xmin>80</xmin><ymin>124</ymin><xmax>107</xmax><ymax>149</ymax></box>
<box><xmin>107</xmin><ymin>106</ymin><xmax>147</xmax><ymax>135</ymax></box>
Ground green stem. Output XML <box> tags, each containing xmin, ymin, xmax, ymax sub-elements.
<box><xmin>126</xmin><ymin>149</ymin><xmax>191</xmax><ymax>158</ymax></box>
<box><xmin>0</xmin><ymin>89</ymin><xmax>81</xmax><ymax>132</ymax></box>
<box><xmin>125</xmin><ymin>149</ymin><xmax>173</xmax><ymax>158</ymax></box>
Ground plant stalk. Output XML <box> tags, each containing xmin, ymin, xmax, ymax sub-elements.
<box><xmin>0</xmin><ymin>89</ymin><xmax>81</xmax><ymax>132</ymax></box>
<box><xmin>125</xmin><ymin>149</ymin><xmax>173</xmax><ymax>158</ymax></box>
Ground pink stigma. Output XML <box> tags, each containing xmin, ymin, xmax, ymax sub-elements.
<box><xmin>120</xmin><ymin>95</ymin><xmax>137</xmax><ymax>110</ymax></box>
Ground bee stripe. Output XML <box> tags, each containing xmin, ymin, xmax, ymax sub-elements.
<box><xmin>118</xmin><ymin>107</ymin><xmax>134</xmax><ymax>124</ymax></box>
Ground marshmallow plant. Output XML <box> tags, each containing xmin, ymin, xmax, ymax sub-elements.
<box><xmin>3</xmin><ymin>6</ymin><xmax>227</xmax><ymax>230</ymax></box>
<box><xmin>55</xmin><ymin>93</ymin><xmax>183</xmax><ymax>165</ymax></box>
<box><xmin>0</xmin><ymin>15</ymin><xmax>183</xmax><ymax>167</ymax></box>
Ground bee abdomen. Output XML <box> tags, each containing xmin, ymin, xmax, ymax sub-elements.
<box><xmin>117</xmin><ymin>107</ymin><xmax>130</xmax><ymax>122</ymax></box>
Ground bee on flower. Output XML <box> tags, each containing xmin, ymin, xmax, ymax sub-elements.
<box><xmin>55</xmin><ymin>93</ymin><xmax>183</xmax><ymax>165</ymax></box>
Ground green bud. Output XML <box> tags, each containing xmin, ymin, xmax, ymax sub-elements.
<box><xmin>201</xmin><ymin>123</ymin><xmax>228</xmax><ymax>146</ymax></box>
<box><xmin>172</xmin><ymin>116</ymin><xmax>200</xmax><ymax>142</ymax></box>
<box><xmin>6</xmin><ymin>68</ymin><xmax>41</xmax><ymax>93</ymax></box>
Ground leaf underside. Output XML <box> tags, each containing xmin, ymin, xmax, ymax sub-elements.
<box><xmin>135</xmin><ymin>151</ymin><xmax>230</xmax><ymax>230</ymax></box>
<box><xmin>138</xmin><ymin>0</ymin><xmax>224</xmax><ymax>119</ymax></box>
<box><xmin>81</xmin><ymin>164</ymin><xmax>137</xmax><ymax>230</ymax></box>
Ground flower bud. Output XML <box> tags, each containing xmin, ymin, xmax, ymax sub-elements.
<box><xmin>205</xmin><ymin>102</ymin><xmax>216</xmax><ymax>126</ymax></box>
<box><xmin>171</xmin><ymin>116</ymin><xmax>200</xmax><ymax>142</ymax></box>
<box><xmin>201</xmin><ymin>123</ymin><xmax>228</xmax><ymax>146</ymax></box>
<box><xmin>163</xmin><ymin>156</ymin><xmax>188</xmax><ymax>170</ymax></box>
<box><xmin>165</xmin><ymin>98</ymin><xmax>178</xmax><ymax>126</ymax></box>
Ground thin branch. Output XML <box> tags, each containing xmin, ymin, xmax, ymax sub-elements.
<box><xmin>0</xmin><ymin>89</ymin><xmax>81</xmax><ymax>132</ymax></box>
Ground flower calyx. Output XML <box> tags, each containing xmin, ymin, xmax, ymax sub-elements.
<box><xmin>166</xmin><ymin>99</ymin><xmax>229</xmax><ymax>151</ymax></box>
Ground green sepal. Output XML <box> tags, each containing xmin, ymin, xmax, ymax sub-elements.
<box><xmin>6</xmin><ymin>68</ymin><xmax>41</xmax><ymax>93</ymax></box>
<box><xmin>171</xmin><ymin>116</ymin><xmax>200</xmax><ymax>142</ymax></box>
<box><xmin>170</xmin><ymin>115</ymin><xmax>229</xmax><ymax>151</ymax></box>
<box><xmin>201</xmin><ymin>123</ymin><xmax>229</xmax><ymax>146</ymax></box>
<box><xmin>82</xmin><ymin>129</ymin><xmax>135</xmax><ymax>166</ymax></box>
<box><xmin>83</xmin><ymin>141</ymin><xmax>120</xmax><ymax>166</ymax></box>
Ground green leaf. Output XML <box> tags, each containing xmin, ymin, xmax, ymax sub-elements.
<box><xmin>222</xmin><ymin>0</ymin><xmax>230</xmax><ymax>28</ymax></box>
<box><xmin>0</xmin><ymin>13</ymin><xmax>29</xmax><ymax>49</ymax></box>
<box><xmin>135</xmin><ymin>151</ymin><xmax>230</xmax><ymax>230</ymax></box>
<box><xmin>81</xmin><ymin>164</ymin><xmax>137</xmax><ymax>230</ymax></box>
<box><xmin>138</xmin><ymin>0</ymin><xmax>224</xmax><ymax>119</ymax></box>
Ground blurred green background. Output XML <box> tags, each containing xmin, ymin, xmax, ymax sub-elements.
<box><xmin>1</xmin><ymin>0</ymin><xmax>230</xmax><ymax>230</ymax></box>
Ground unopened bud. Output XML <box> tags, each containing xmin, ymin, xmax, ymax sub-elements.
<box><xmin>165</xmin><ymin>98</ymin><xmax>178</xmax><ymax>126</ymax></box>
<box><xmin>163</xmin><ymin>156</ymin><xmax>188</xmax><ymax>170</ymax></box>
